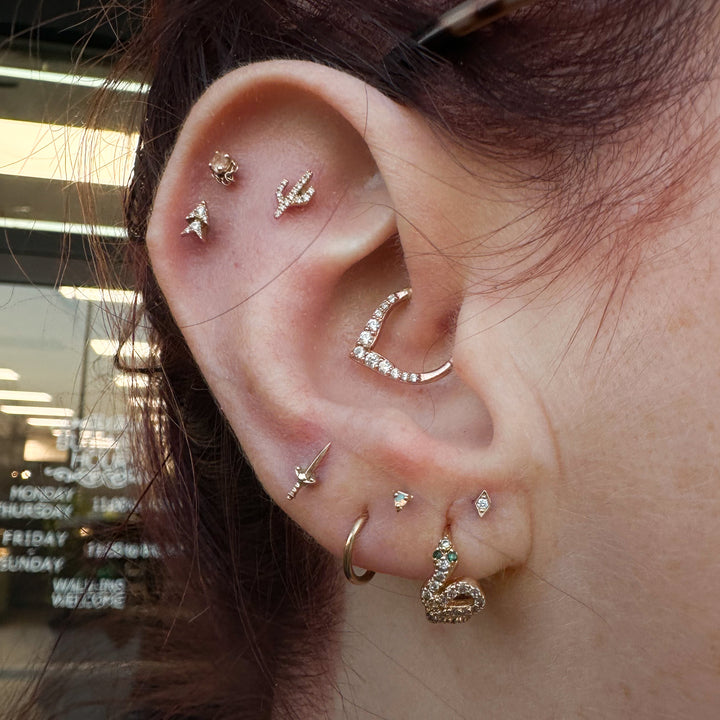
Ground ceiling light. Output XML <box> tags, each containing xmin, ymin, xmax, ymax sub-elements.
<box><xmin>90</xmin><ymin>339</ymin><xmax>152</xmax><ymax>359</ymax></box>
<box><xmin>0</xmin><ymin>390</ymin><xmax>52</xmax><ymax>402</ymax></box>
<box><xmin>59</xmin><ymin>286</ymin><xmax>137</xmax><ymax>304</ymax></box>
<box><xmin>0</xmin><ymin>118</ymin><xmax>138</xmax><ymax>186</ymax></box>
<box><xmin>0</xmin><ymin>66</ymin><xmax>148</xmax><ymax>94</ymax></box>
<box><xmin>1</xmin><ymin>406</ymin><xmax>74</xmax><ymax>417</ymax></box>
<box><xmin>0</xmin><ymin>217</ymin><xmax>127</xmax><ymax>238</ymax></box>
<box><xmin>27</xmin><ymin>417</ymin><xmax>72</xmax><ymax>428</ymax></box>
<box><xmin>0</xmin><ymin>369</ymin><xmax>20</xmax><ymax>381</ymax></box>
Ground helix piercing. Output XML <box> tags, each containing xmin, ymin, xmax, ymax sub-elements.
<box><xmin>275</xmin><ymin>170</ymin><xmax>315</xmax><ymax>218</ymax></box>
<box><xmin>393</xmin><ymin>490</ymin><xmax>413</xmax><ymax>512</ymax></box>
<box><xmin>181</xmin><ymin>200</ymin><xmax>209</xmax><ymax>241</ymax></box>
<box><xmin>208</xmin><ymin>151</ymin><xmax>238</xmax><ymax>186</ymax></box>
<box><xmin>421</xmin><ymin>532</ymin><xmax>485</xmax><ymax>623</ymax></box>
<box><xmin>343</xmin><ymin>513</ymin><xmax>375</xmax><ymax>584</ymax></box>
<box><xmin>287</xmin><ymin>441</ymin><xmax>331</xmax><ymax>500</ymax></box>
<box><xmin>474</xmin><ymin>490</ymin><xmax>491</xmax><ymax>518</ymax></box>
<box><xmin>350</xmin><ymin>289</ymin><xmax>453</xmax><ymax>384</ymax></box>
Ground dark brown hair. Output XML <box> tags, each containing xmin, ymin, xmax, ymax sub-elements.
<box><xmin>19</xmin><ymin>1</ymin><xmax>719</xmax><ymax>718</ymax></box>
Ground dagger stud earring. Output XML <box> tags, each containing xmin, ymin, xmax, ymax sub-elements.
<box><xmin>287</xmin><ymin>441</ymin><xmax>331</xmax><ymax>500</ymax></box>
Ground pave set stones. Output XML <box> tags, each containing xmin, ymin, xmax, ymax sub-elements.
<box><xmin>350</xmin><ymin>289</ymin><xmax>422</xmax><ymax>383</ymax></box>
<box><xmin>421</xmin><ymin>534</ymin><xmax>486</xmax><ymax>624</ymax></box>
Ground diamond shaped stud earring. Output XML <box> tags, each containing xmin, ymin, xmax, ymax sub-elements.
<box><xmin>474</xmin><ymin>490</ymin><xmax>491</xmax><ymax>518</ymax></box>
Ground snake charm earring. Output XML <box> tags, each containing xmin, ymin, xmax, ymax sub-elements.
<box><xmin>421</xmin><ymin>533</ymin><xmax>485</xmax><ymax>623</ymax></box>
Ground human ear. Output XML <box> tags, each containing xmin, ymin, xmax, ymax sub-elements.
<box><xmin>146</xmin><ymin>59</ymin><xmax>558</xmax><ymax>582</ymax></box>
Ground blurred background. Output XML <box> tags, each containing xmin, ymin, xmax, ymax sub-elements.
<box><xmin>0</xmin><ymin>2</ymin><xmax>151</xmax><ymax>714</ymax></box>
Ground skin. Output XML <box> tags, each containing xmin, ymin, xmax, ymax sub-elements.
<box><xmin>146</xmin><ymin>60</ymin><xmax>720</xmax><ymax>718</ymax></box>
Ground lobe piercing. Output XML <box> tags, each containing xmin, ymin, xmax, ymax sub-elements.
<box><xmin>287</xmin><ymin>441</ymin><xmax>331</xmax><ymax>500</ymax></box>
<box><xmin>343</xmin><ymin>513</ymin><xmax>375</xmax><ymax>584</ymax></box>
<box><xmin>474</xmin><ymin>490</ymin><xmax>491</xmax><ymax>518</ymax></box>
<box><xmin>421</xmin><ymin>532</ymin><xmax>485</xmax><ymax>623</ymax></box>
<box><xmin>181</xmin><ymin>200</ymin><xmax>209</xmax><ymax>241</ymax></box>
<box><xmin>393</xmin><ymin>490</ymin><xmax>413</xmax><ymax>512</ymax></box>
<box><xmin>350</xmin><ymin>289</ymin><xmax>453</xmax><ymax>384</ymax></box>
<box><xmin>209</xmin><ymin>151</ymin><xmax>238</xmax><ymax>186</ymax></box>
<box><xmin>275</xmin><ymin>170</ymin><xmax>315</xmax><ymax>218</ymax></box>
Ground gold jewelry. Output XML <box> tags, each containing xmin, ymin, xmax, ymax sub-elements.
<box><xmin>350</xmin><ymin>289</ymin><xmax>453</xmax><ymax>384</ymax></box>
<box><xmin>209</xmin><ymin>151</ymin><xmax>238</xmax><ymax>185</ymax></box>
<box><xmin>181</xmin><ymin>200</ymin><xmax>209</xmax><ymax>241</ymax></box>
<box><xmin>287</xmin><ymin>441</ymin><xmax>331</xmax><ymax>500</ymax></box>
<box><xmin>343</xmin><ymin>513</ymin><xmax>375</xmax><ymax>584</ymax></box>
<box><xmin>393</xmin><ymin>490</ymin><xmax>413</xmax><ymax>512</ymax></box>
<box><xmin>275</xmin><ymin>170</ymin><xmax>315</xmax><ymax>218</ymax></box>
<box><xmin>474</xmin><ymin>490</ymin><xmax>491</xmax><ymax>518</ymax></box>
<box><xmin>421</xmin><ymin>532</ymin><xmax>485</xmax><ymax>623</ymax></box>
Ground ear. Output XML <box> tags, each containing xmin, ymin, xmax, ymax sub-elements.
<box><xmin>146</xmin><ymin>60</ymin><xmax>558</xmax><ymax>581</ymax></box>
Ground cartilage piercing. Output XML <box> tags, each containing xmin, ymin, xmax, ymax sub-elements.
<box><xmin>350</xmin><ymin>289</ymin><xmax>453</xmax><ymax>384</ymax></box>
<box><xmin>209</xmin><ymin>151</ymin><xmax>238</xmax><ymax>186</ymax></box>
<box><xmin>181</xmin><ymin>200</ymin><xmax>209</xmax><ymax>241</ymax></box>
<box><xmin>287</xmin><ymin>441</ymin><xmax>331</xmax><ymax>500</ymax></box>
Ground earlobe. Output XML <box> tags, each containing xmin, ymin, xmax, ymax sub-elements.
<box><xmin>145</xmin><ymin>59</ymin><xmax>555</xmax><ymax>593</ymax></box>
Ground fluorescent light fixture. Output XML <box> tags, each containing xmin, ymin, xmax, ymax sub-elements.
<box><xmin>1</xmin><ymin>405</ymin><xmax>74</xmax><ymax>417</ymax></box>
<box><xmin>0</xmin><ymin>368</ymin><xmax>20</xmax><ymax>381</ymax></box>
<box><xmin>0</xmin><ymin>66</ymin><xmax>148</xmax><ymax>94</ymax></box>
<box><xmin>0</xmin><ymin>118</ymin><xmax>138</xmax><ymax>185</ymax></box>
<box><xmin>23</xmin><ymin>438</ymin><xmax>67</xmax><ymax>463</ymax></box>
<box><xmin>0</xmin><ymin>390</ymin><xmax>52</xmax><ymax>402</ymax></box>
<box><xmin>114</xmin><ymin>374</ymin><xmax>150</xmax><ymax>388</ymax></box>
<box><xmin>0</xmin><ymin>217</ymin><xmax>127</xmax><ymax>239</ymax></box>
<box><xmin>90</xmin><ymin>339</ymin><xmax>152</xmax><ymax>359</ymax></box>
<box><xmin>59</xmin><ymin>285</ymin><xmax>137</xmax><ymax>304</ymax></box>
<box><xmin>27</xmin><ymin>417</ymin><xmax>73</xmax><ymax>428</ymax></box>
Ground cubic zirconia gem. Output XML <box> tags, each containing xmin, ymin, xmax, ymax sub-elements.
<box><xmin>366</xmin><ymin>319</ymin><xmax>380</xmax><ymax>332</ymax></box>
<box><xmin>390</xmin><ymin>368</ymin><xmax>401</xmax><ymax>379</ymax></box>
<box><xmin>353</xmin><ymin>346</ymin><xmax>365</xmax><ymax>359</ymax></box>
<box><xmin>358</xmin><ymin>331</ymin><xmax>373</xmax><ymax>347</ymax></box>
<box><xmin>379</xmin><ymin>360</ymin><xmax>392</xmax><ymax>375</ymax></box>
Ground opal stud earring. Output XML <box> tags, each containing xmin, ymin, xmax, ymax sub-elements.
<box><xmin>474</xmin><ymin>490</ymin><xmax>491</xmax><ymax>518</ymax></box>
<box><xmin>350</xmin><ymin>289</ymin><xmax>453</xmax><ymax>384</ymax></box>
<box><xmin>393</xmin><ymin>490</ymin><xmax>413</xmax><ymax>512</ymax></box>
<box><xmin>181</xmin><ymin>200</ymin><xmax>209</xmax><ymax>241</ymax></box>
<box><xmin>275</xmin><ymin>169</ymin><xmax>315</xmax><ymax>218</ymax></box>
<box><xmin>209</xmin><ymin>151</ymin><xmax>238</xmax><ymax>186</ymax></box>
<box><xmin>287</xmin><ymin>441</ymin><xmax>331</xmax><ymax>500</ymax></box>
<box><xmin>421</xmin><ymin>532</ymin><xmax>485</xmax><ymax>623</ymax></box>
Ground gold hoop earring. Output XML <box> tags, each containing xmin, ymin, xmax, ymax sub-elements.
<box><xmin>343</xmin><ymin>513</ymin><xmax>375</xmax><ymax>584</ymax></box>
